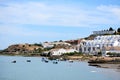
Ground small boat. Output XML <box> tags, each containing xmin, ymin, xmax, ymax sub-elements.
<box><xmin>53</xmin><ymin>61</ymin><xmax>58</xmax><ymax>64</ymax></box>
<box><xmin>69</xmin><ymin>60</ymin><xmax>73</xmax><ymax>63</ymax></box>
<box><xmin>26</xmin><ymin>60</ymin><xmax>31</xmax><ymax>62</ymax></box>
<box><xmin>44</xmin><ymin>60</ymin><xmax>49</xmax><ymax>63</ymax></box>
<box><xmin>12</xmin><ymin>60</ymin><xmax>16</xmax><ymax>63</ymax></box>
<box><xmin>41</xmin><ymin>57</ymin><xmax>45</xmax><ymax>62</ymax></box>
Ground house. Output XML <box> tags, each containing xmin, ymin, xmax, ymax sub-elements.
<box><xmin>42</xmin><ymin>42</ymin><xmax>54</xmax><ymax>48</ymax></box>
<box><xmin>66</xmin><ymin>49</ymin><xmax>78</xmax><ymax>53</ymax></box>
<box><xmin>50</xmin><ymin>48</ymin><xmax>66</xmax><ymax>56</ymax></box>
<box><xmin>79</xmin><ymin>35</ymin><xmax>120</xmax><ymax>55</ymax></box>
<box><xmin>49</xmin><ymin>48</ymin><xmax>78</xmax><ymax>56</ymax></box>
<box><xmin>42</xmin><ymin>41</ymin><xmax>71</xmax><ymax>48</ymax></box>
<box><xmin>51</xmin><ymin>41</ymin><xmax>71</xmax><ymax>46</ymax></box>
<box><xmin>93</xmin><ymin>30</ymin><xmax>115</xmax><ymax>35</ymax></box>
<box><xmin>93</xmin><ymin>28</ymin><xmax>115</xmax><ymax>35</ymax></box>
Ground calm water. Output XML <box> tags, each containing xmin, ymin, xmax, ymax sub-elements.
<box><xmin>0</xmin><ymin>56</ymin><xmax>120</xmax><ymax>80</ymax></box>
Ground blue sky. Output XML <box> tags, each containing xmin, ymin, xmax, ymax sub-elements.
<box><xmin>0</xmin><ymin>0</ymin><xmax>120</xmax><ymax>49</ymax></box>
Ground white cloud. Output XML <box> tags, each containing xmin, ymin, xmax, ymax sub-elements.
<box><xmin>0</xmin><ymin>24</ymin><xmax>81</xmax><ymax>39</ymax></box>
<box><xmin>97</xmin><ymin>5</ymin><xmax>120</xmax><ymax>20</ymax></box>
<box><xmin>0</xmin><ymin>2</ymin><xmax>120</xmax><ymax>27</ymax></box>
<box><xmin>0</xmin><ymin>25</ymin><xmax>56</xmax><ymax>37</ymax></box>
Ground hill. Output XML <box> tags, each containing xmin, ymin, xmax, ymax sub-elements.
<box><xmin>1</xmin><ymin>44</ymin><xmax>43</xmax><ymax>55</ymax></box>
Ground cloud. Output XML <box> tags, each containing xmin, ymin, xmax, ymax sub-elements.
<box><xmin>0</xmin><ymin>2</ymin><xmax>120</xmax><ymax>27</ymax></box>
<box><xmin>97</xmin><ymin>5</ymin><xmax>120</xmax><ymax>20</ymax></box>
<box><xmin>0</xmin><ymin>24</ymin><xmax>81</xmax><ymax>40</ymax></box>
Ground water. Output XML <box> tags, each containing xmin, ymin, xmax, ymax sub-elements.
<box><xmin>0</xmin><ymin>56</ymin><xmax>120</xmax><ymax>80</ymax></box>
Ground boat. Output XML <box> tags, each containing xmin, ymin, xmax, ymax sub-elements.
<box><xmin>41</xmin><ymin>57</ymin><xmax>45</xmax><ymax>62</ymax></box>
<box><xmin>12</xmin><ymin>60</ymin><xmax>16</xmax><ymax>63</ymax></box>
<box><xmin>26</xmin><ymin>60</ymin><xmax>31</xmax><ymax>62</ymax></box>
<box><xmin>44</xmin><ymin>60</ymin><xmax>49</xmax><ymax>63</ymax></box>
<box><xmin>69</xmin><ymin>60</ymin><xmax>73</xmax><ymax>63</ymax></box>
<box><xmin>53</xmin><ymin>61</ymin><xmax>58</xmax><ymax>64</ymax></box>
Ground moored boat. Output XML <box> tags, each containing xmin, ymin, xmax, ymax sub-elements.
<box><xmin>12</xmin><ymin>60</ymin><xmax>16</xmax><ymax>63</ymax></box>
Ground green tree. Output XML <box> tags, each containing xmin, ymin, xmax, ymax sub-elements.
<box><xmin>59</xmin><ymin>40</ymin><xmax>63</xmax><ymax>42</ymax></box>
<box><xmin>117</xmin><ymin>28</ymin><xmax>120</xmax><ymax>32</ymax></box>
<box><xmin>34</xmin><ymin>43</ymin><xmax>43</xmax><ymax>47</ymax></box>
<box><xmin>109</xmin><ymin>27</ymin><xmax>114</xmax><ymax>31</ymax></box>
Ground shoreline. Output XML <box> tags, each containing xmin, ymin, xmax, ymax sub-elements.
<box><xmin>1</xmin><ymin>54</ymin><xmax>120</xmax><ymax>63</ymax></box>
<box><xmin>1</xmin><ymin>54</ymin><xmax>120</xmax><ymax>70</ymax></box>
<box><xmin>89</xmin><ymin>63</ymin><xmax>120</xmax><ymax>70</ymax></box>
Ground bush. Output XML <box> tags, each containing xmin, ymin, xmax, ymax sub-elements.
<box><xmin>107</xmin><ymin>52</ymin><xmax>120</xmax><ymax>57</ymax></box>
<box><xmin>63</xmin><ymin>52</ymin><xmax>83</xmax><ymax>56</ymax></box>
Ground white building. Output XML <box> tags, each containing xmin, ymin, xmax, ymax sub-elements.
<box><xmin>80</xmin><ymin>35</ymin><xmax>120</xmax><ymax>55</ymax></box>
<box><xmin>93</xmin><ymin>30</ymin><xmax>115</xmax><ymax>35</ymax></box>
<box><xmin>42</xmin><ymin>42</ymin><xmax>54</xmax><ymax>48</ymax></box>
<box><xmin>50</xmin><ymin>48</ymin><xmax>66</xmax><ymax>56</ymax></box>
<box><xmin>51</xmin><ymin>41</ymin><xmax>71</xmax><ymax>46</ymax></box>
<box><xmin>66</xmin><ymin>49</ymin><xmax>78</xmax><ymax>53</ymax></box>
<box><xmin>50</xmin><ymin>48</ymin><xmax>78</xmax><ymax>56</ymax></box>
<box><xmin>42</xmin><ymin>41</ymin><xmax>71</xmax><ymax>48</ymax></box>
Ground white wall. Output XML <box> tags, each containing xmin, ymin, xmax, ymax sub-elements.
<box><xmin>80</xmin><ymin>35</ymin><xmax>120</xmax><ymax>55</ymax></box>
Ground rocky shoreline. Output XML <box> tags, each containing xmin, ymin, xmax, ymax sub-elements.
<box><xmin>89</xmin><ymin>63</ymin><xmax>120</xmax><ymax>69</ymax></box>
<box><xmin>88</xmin><ymin>57</ymin><xmax>120</xmax><ymax>64</ymax></box>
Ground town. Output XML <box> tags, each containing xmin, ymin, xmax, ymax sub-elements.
<box><xmin>0</xmin><ymin>27</ymin><xmax>120</xmax><ymax>62</ymax></box>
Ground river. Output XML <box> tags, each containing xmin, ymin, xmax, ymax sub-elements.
<box><xmin>0</xmin><ymin>56</ymin><xmax>120</xmax><ymax>80</ymax></box>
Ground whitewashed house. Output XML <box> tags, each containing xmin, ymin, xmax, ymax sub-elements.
<box><xmin>50</xmin><ymin>48</ymin><xmax>78</xmax><ymax>56</ymax></box>
<box><xmin>93</xmin><ymin>30</ymin><xmax>115</xmax><ymax>35</ymax></box>
<box><xmin>51</xmin><ymin>41</ymin><xmax>71</xmax><ymax>46</ymax></box>
<box><xmin>42</xmin><ymin>42</ymin><xmax>54</xmax><ymax>48</ymax></box>
<box><xmin>42</xmin><ymin>41</ymin><xmax>71</xmax><ymax>48</ymax></box>
<box><xmin>50</xmin><ymin>48</ymin><xmax>66</xmax><ymax>56</ymax></box>
<box><xmin>66</xmin><ymin>49</ymin><xmax>78</xmax><ymax>53</ymax></box>
<box><xmin>80</xmin><ymin>35</ymin><xmax>120</xmax><ymax>55</ymax></box>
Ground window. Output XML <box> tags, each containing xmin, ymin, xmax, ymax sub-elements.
<box><xmin>93</xmin><ymin>47</ymin><xmax>95</xmax><ymax>51</ymax></box>
<box><xmin>88</xmin><ymin>47</ymin><xmax>91</xmax><ymax>52</ymax></box>
<box><xmin>84</xmin><ymin>47</ymin><xmax>86</xmax><ymax>51</ymax></box>
<box><xmin>97</xmin><ymin>47</ymin><xmax>100</xmax><ymax>49</ymax></box>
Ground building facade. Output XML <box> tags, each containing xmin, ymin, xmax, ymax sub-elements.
<box><xmin>49</xmin><ymin>48</ymin><xmax>78</xmax><ymax>56</ymax></box>
<box><xmin>80</xmin><ymin>35</ymin><xmax>120</xmax><ymax>55</ymax></box>
<box><xmin>93</xmin><ymin>30</ymin><xmax>115</xmax><ymax>35</ymax></box>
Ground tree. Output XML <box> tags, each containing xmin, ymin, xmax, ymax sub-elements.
<box><xmin>109</xmin><ymin>27</ymin><xmax>114</xmax><ymax>31</ymax></box>
<box><xmin>59</xmin><ymin>40</ymin><xmax>63</xmax><ymax>42</ymax></box>
<box><xmin>98</xmin><ymin>51</ymin><xmax>102</xmax><ymax>56</ymax></box>
<box><xmin>114</xmin><ymin>31</ymin><xmax>117</xmax><ymax>35</ymax></box>
<box><xmin>34</xmin><ymin>43</ymin><xmax>43</xmax><ymax>47</ymax></box>
<box><xmin>117</xmin><ymin>28</ymin><xmax>120</xmax><ymax>32</ymax></box>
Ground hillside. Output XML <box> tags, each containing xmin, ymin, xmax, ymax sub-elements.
<box><xmin>84</xmin><ymin>34</ymin><xmax>97</xmax><ymax>40</ymax></box>
<box><xmin>1</xmin><ymin>44</ymin><xmax>43</xmax><ymax>55</ymax></box>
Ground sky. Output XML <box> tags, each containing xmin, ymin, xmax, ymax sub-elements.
<box><xmin>0</xmin><ymin>0</ymin><xmax>120</xmax><ymax>49</ymax></box>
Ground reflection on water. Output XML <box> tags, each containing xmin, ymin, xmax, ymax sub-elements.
<box><xmin>0</xmin><ymin>56</ymin><xmax>120</xmax><ymax>80</ymax></box>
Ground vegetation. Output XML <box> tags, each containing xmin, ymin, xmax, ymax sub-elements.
<box><xmin>63</xmin><ymin>52</ymin><xmax>83</xmax><ymax>56</ymax></box>
<box><xmin>109</xmin><ymin>27</ymin><xmax>114</xmax><ymax>31</ymax></box>
<box><xmin>84</xmin><ymin>34</ymin><xmax>97</xmax><ymax>40</ymax></box>
<box><xmin>117</xmin><ymin>28</ymin><xmax>120</xmax><ymax>35</ymax></box>
<box><xmin>97</xmin><ymin>51</ymin><xmax>102</xmax><ymax>56</ymax></box>
<box><xmin>107</xmin><ymin>52</ymin><xmax>120</xmax><ymax>57</ymax></box>
<box><xmin>33</xmin><ymin>48</ymin><xmax>43</xmax><ymax>53</ymax></box>
<box><xmin>117</xmin><ymin>28</ymin><xmax>120</xmax><ymax>32</ymax></box>
<box><xmin>34</xmin><ymin>43</ymin><xmax>43</xmax><ymax>47</ymax></box>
